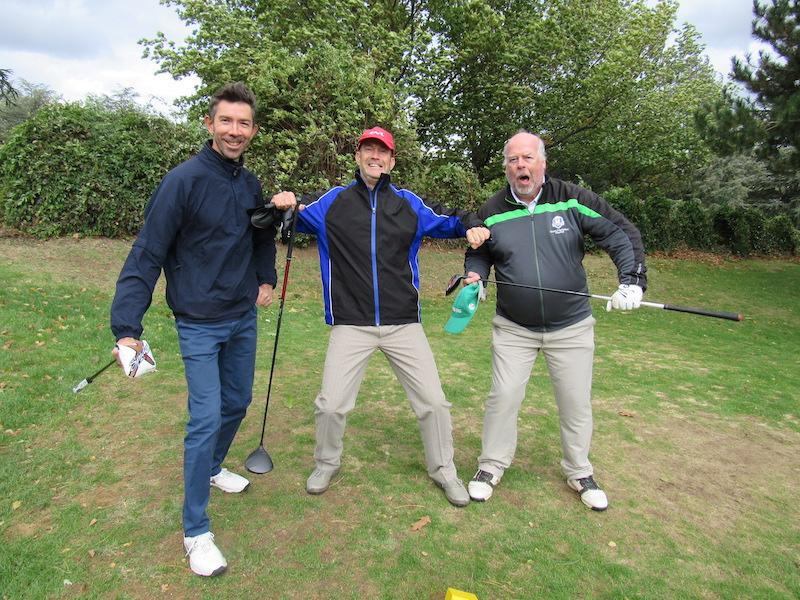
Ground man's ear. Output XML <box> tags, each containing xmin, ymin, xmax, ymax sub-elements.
<box><xmin>203</xmin><ymin>114</ymin><xmax>213</xmax><ymax>133</ymax></box>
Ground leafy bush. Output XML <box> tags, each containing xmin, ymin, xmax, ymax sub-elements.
<box><xmin>764</xmin><ymin>214</ymin><xmax>798</xmax><ymax>254</ymax></box>
<box><xmin>0</xmin><ymin>102</ymin><xmax>204</xmax><ymax>237</ymax></box>
<box><xmin>671</xmin><ymin>198</ymin><xmax>713</xmax><ymax>250</ymax></box>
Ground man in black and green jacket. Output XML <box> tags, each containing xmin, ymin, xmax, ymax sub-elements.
<box><xmin>463</xmin><ymin>131</ymin><xmax>646</xmax><ymax>511</ymax></box>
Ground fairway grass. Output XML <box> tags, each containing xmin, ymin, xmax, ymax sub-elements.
<box><xmin>1</xmin><ymin>236</ymin><xmax>798</xmax><ymax>599</ymax></box>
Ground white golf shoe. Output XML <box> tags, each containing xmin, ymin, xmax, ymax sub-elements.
<box><xmin>210</xmin><ymin>468</ymin><xmax>250</xmax><ymax>493</ymax></box>
<box><xmin>183</xmin><ymin>531</ymin><xmax>227</xmax><ymax>577</ymax></box>
<box><xmin>567</xmin><ymin>475</ymin><xmax>608</xmax><ymax>511</ymax></box>
<box><xmin>468</xmin><ymin>469</ymin><xmax>502</xmax><ymax>502</ymax></box>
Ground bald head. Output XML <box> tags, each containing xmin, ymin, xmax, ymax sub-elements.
<box><xmin>503</xmin><ymin>132</ymin><xmax>547</xmax><ymax>202</ymax></box>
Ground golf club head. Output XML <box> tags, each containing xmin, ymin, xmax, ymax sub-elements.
<box><xmin>245</xmin><ymin>446</ymin><xmax>274</xmax><ymax>474</ymax></box>
<box><xmin>445</xmin><ymin>274</ymin><xmax>465</xmax><ymax>296</ymax></box>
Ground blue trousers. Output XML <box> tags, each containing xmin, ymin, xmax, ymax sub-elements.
<box><xmin>175</xmin><ymin>307</ymin><xmax>257</xmax><ymax>536</ymax></box>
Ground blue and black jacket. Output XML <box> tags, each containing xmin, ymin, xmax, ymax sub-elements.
<box><xmin>466</xmin><ymin>176</ymin><xmax>647</xmax><ymax>332</ymax></box>
<box><xmin>297</xmin><ymin>171</ymin><xmax>482</xmax><ymax>326</ymax></box>
<box><xmin>111</xmin><ymin>141</ymin><xmax>278</xmax><ymax>340</ymax></box>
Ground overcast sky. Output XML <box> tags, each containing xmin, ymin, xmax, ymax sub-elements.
<box><xmin>0</xmin><ymin>0</ymin><xmax>765</xmax><ymax>117</ymax></box>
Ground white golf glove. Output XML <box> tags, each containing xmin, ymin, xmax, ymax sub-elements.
<box><xmin>115</xmin><ymin>340</ymin><xmax>157</xmax><ymax>378</ymax></box>
<box><xmin>606</xmin><ymin>284</ymin><xmax>643</xmax><ymax>312</ymax></box>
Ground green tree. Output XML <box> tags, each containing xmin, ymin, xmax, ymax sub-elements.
<box><xmin>732</xmin><ymin>0</ymin><xmax>800</xmax><ymax>168</ymax></box>
<box><xmin>141</xmin><ymin>0</ymin><xmax>427</xmax><ymax>193</ymax></box>
<box><xmin>0</xmin><ymin>69</ymin><xmax>19</xmax><ymax>106</ymax></box>
<box><xmin>412</xmin><ymin>0</ymin><xmax>720</xmax><ymax>196</ymax></box>
<box><xmin>0</xmin><ymin>80</ymin><xmax>60</xmax><ymax>142</ymax></box>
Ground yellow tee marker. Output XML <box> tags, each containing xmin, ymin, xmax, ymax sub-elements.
<box><xmin>445</xmin><ymin>588</ymin><xmax>478</xmax><ymax>600</ymax></box>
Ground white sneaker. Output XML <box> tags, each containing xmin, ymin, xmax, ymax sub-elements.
<box><xmin>183</xmin><ymin>531</ymin><xmax>227</xmax><ymax>576</ymax></box>
<box><xmin>468</xmin><ymin>469</ymin><xmax>501</xmax><ymax>502</ymax></box>
<box><xmin>567</xmin><ymin>476</ymin><xmax>608</xmax><ymax>511</ymax></box>
<box><xmin>210</xmin><ymin>468</ymin><xmax>250</xmax><ymax>493</ymax></box>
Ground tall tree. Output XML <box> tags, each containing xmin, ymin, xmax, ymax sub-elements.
<box><xmin>732</xmin><ymin>0</ymin><xmax>800</xmax><ymax>168</ymax></box>
<box><xmin>0</xmin><ymin>80</ymin><xmax>60</xmax><ymax>142</ymax></box>
<box><xmin>0</xmin><ymin>69</ymin><xmax>19</xmax><ymax>107</ymax></box>
<box><xmin>142</xmin><ymin>0</ymin><xmax>720</xmax><ymax>199</ymax></box>
<box><xmin>413</xmin><ymin>0</ymin><xmax>720</xmax><ymax>193</ymax></box>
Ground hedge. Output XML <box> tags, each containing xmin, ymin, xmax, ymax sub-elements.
<box><xmin>0</xmin><ymin>102</ymin><xmax>204</xmax><ymax>237</ymax></box>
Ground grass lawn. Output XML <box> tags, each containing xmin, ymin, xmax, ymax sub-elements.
<box><xmin>0</xmin><ymin>235</ymin><xmax>798</xmax><ymax>599</ymax></box>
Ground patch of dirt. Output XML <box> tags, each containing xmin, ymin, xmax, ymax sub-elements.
<box><xmin>607</xmin><ymin>413</ymin><xmax>799</xmax><ymax>542</ymax></box>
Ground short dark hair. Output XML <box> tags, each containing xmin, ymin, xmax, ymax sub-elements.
<box><xmin>208</xmin><ymin>82</ymin><xmax>257</xmax><ymax>120</ymax></box>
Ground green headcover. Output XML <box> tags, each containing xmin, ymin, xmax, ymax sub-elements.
<box><xmin>444</xmin><ymin>283</ymin><xmax>480</xmax><ymax>334</ymax></box>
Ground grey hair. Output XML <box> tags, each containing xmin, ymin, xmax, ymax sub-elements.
<box><xmin>502</xmin><ymin>130</ymin><xmax>547</xmax><ymax>167</ymax></box>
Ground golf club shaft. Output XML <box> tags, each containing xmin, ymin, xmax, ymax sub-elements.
<box><xmin>473</xmin><ymin>277</ymin><xmax>743</xmax><ymax>322</ymax></box>
<box><xmin>72</xmin><ymin>359</ymin><xmax>116</xmax><ymax>393</ymax></box>
<box><xmin>256</xmin><ymin>208</ymin><xmax>299</xmax><ymax>444</ymax></box>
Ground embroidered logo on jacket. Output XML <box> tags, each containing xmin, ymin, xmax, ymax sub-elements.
<box><xmin>550</xmin><ymin>215</ymin><xmax>569</xmax><ymax>235</ymax></box>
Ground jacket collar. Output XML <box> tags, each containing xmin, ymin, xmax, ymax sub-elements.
<box><xmin>200</xmin><ymin>140</ymin><xmax>246</xmax><ymax>177</ymax></box>
<box><xmin>354</xmin><ymin>169</ymin><xmax>391</xmax><ymax>191</ymax></box>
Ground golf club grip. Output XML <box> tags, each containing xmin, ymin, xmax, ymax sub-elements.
<box><xmin>662</xmin><ymin>304</ymin><xmax>743</xmax><ymax>321</ymax></box>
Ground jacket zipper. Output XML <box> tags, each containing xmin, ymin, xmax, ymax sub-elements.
<box><xmin>370</xmin><ymin>182</ymin><xmax>382</xmax><ymax>326</ymax></box>
<box><xmin>530</xmin><ymin>214</ymin><xmax>547</xmax><ymax>331</ymax></box>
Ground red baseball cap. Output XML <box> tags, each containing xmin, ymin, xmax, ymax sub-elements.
<box><xmin>357</xmin><ymin>126</ymin><xmax>395</xmax><ymax>152</ymax></box>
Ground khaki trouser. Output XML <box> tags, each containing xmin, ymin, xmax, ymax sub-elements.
<box><xmin>478</xmin><ymin>314</ymin><xmax>596</xmax><ymax>481</ymax></box>
<box><xmin>313</xmin><ymin>323</ymin><xmax>458</xmax><ymax>484</ymax></box>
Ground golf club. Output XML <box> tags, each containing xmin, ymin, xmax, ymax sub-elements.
<box><xmin>445</xmin><ymin>274</ymin><xmax>744</xmax><ymax>322</ymax></box>
<box><xmin>72</xmin><ymin>359</ymin><xmax>116</xmax><ymax>393</ymax></box>
<box><xmin>245</xmin><ymin>207</ymin><xmax>299</xmax><ymax>474</ymax></box>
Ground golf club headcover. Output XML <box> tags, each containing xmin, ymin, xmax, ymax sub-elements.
<box><xmin>249</xmin><ymin>202</ymin><xmax>279</xmax><ymax>229</ymax></box>
<box><xmin>115</xmin><ymin>340</ymin><xmax>157</xmax><ymax>378</ymax></box>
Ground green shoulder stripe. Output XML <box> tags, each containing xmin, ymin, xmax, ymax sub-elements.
<box><xmin>534</xmin><ymin>199</ymin><xmax>601</xmax><ymax>218</ymax></box>
<box><xmin>485</xmin><ymin>208</ymin><xmax>530</xmax><ymax>227</ymax></box>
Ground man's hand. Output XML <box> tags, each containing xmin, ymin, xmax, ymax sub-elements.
<box><xmin>256</xmin><ymin>283</ymin><xmax>274</xmax><ymax>307</ymax></box>
<box><xmin>466</xmin><ymin>226</ymin><xmax>491</xmax><ymax>249</ymax></box>
<box><xmin>270</xmin><ymin>191</ymin><xmax>297</xmax><ymax>211</ymax></box>
<box><xmin>464</xmin><ymin>271</ymin><xmax>482</xmax><ymax>285</ymax></box>
<box><xmin>606</xmin><ymin>284</ymin><xmax>643</xmax><ymax>312</ymax></box>
<box><xmin>113</xmin><ymin>337</ymin><xmax>142</xmax><ymax>367</ymax></box>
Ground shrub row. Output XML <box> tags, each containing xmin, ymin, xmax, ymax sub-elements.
<box><xmin>0</xmin><ymin>103</ymin><xmax>204</xmax><ymax>237</ymax></box>
<box><xmin>602</xmin><ymin>186</ymin><xmax>799</xmax><ymax>256</ymax></box>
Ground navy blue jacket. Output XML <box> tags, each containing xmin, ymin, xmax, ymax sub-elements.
<box><xmin>297</xmin><ymin>171</ymin><xmax>482</xmax><ymax>326</ymax></box>
<box><xmin>111</xmin><ymin>141</ymin><xmax>277</xmax><ymax>340</ymax></box>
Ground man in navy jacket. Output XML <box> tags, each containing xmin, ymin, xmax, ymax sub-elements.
<box><xmin>110</xmin><ymin>82</ymin><xmax>294</xmax><ymax>576</ymax></box>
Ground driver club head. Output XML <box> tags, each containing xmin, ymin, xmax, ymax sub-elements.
<box><xmin>245</xmin><ymin>446</ymin><xmax>274</xmax><ymax>474</ymax></box>
<box><xmin>445</xmin><ymin>274</ymin><xmax>465</xmax><ymax>296</ymax></box>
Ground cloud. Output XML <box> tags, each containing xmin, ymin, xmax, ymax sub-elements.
<box><xmin>0</xmin><ymin>0</ymin><xmax>199</xmax><ymax>113</ymax></box>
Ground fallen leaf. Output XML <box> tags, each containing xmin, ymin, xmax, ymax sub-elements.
<box><xmin>11</xmin><ymin>500</ymin><xmax>21</xmax><ymax>510</ymax></box>
<box><xmin>123</xmin><ymin>542</ymin><xmax>132</xmax><ymax>547</ymax></box>
<box><xmin>161</xmin><ymin>584</ymin><xmax>169</xmax><ymax>592</ymax></box>
<box><xmin>2</xmin><ymin>342</ymin><xmax>12</xmax><ymax>349</ymax></box>
<box><xmin>35</xmin><ymin>341</ymin><xmax>45</xmax><ymax>347</ymax></box>
<box><xmin>421</xmin><ymin>551</ymin><xmax>429</xmax><ymax>557</ymax></box>
<box><xmin>410</xmin><ymin>515</ymin><xmax>431</xmax><ymax>531</ymax></box>
<box><xmin>618</xmin><ymin>410</ymin><xmax>635</xmax><ymax>418</ymax></box>
<box><xmin>89</xmin><ymin>518</ymin><xmax>97</xmax><ymax>526</ymax></box>
<box><xmin>608</xmin><ymin>541</ymin><xmax>617</xmax><ymax>548</ymax></box>
<box><xmin>88</xmin><ymin>550</ymin><xmax>96</xmax><ymax>558</ymax></box>
<box><xmin>110</xmin><ymin>562</ymin><xmax>116</xmax><ymax>568</ymax></box>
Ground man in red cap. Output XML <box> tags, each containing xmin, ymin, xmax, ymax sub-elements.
<box><xmin>274</xmin><ymin>126</ymin><xmax>489</xmax><ymax>506</ymax></box>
